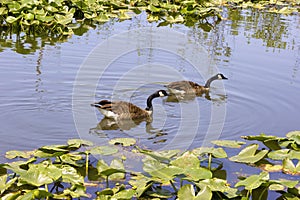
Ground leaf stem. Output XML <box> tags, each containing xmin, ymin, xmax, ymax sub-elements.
<box><xmin>170</xmin><ymin>180</ymin><xmax>177</xmax><ymax>193</ymax></box>
<box><xmin>208</xmin><ymin>153</ymin><xmax>212</xmax><ymax>170</ymax></box>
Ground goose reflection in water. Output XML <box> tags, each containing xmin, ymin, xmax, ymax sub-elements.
<box><xmin>90</xmin><ymin>117</ymin><xmax>167</xmax><ymax>144</ymax></box>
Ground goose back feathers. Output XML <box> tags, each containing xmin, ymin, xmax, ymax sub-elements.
<box><xmin>91</xmin><ymin>90</ymin><xmax>169</xmax><ymax>120</ymax></box>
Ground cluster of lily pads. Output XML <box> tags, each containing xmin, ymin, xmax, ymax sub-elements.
<box><xmin>1</xmin><ymin>0</ymin><xmax>299</xmax><ymax>37</ymax></box>
<box><xmin>0</xmin><ymin>131</ymin><xmax>299</xmax><ymax>199</ymax></box>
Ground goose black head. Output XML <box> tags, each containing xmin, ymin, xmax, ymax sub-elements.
<box><xmin>157</xmin><ymin>90</ymin><xmax>169</xmax><ymax>97</ymax></box>
<box><xmin>217</xmin><ymin>73</ymin><xmax>228</xmax><ymax>80</ymax></box>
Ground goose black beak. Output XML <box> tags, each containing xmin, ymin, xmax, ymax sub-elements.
<box><xmin>91</xmin><ymin>103</ymin><xmax>100</xmax><ymax>108</ymax></box>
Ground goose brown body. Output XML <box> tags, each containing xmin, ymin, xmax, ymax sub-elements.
<box><xmin>167</xmin><ymin>81</ymin><xmax>207</xmax><ymax>95</ymax></box>
<box><xmin>95</xmin><ymin>100</ymin><xmax>151</xmax><ymax>120</ymax></box>
<box><xmin>91</xmin><ymin>90</ymin><xmax>169</xmax><ymax>120</ymax></box>
<box><xmin>166</xmin><ymin>73</ymin><xmax>228</xmax><ymax>96</ymax></box>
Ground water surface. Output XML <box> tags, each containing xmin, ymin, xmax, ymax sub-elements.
<box><xmin>0</xmin><ymin>9</ymin><xmax>299</xmax><ymax>159</ymax></box>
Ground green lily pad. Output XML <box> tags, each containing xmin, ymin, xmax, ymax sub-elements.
<box><xmin>61</xmin><ymin>165</ymin><xmax>84</xmax><ymax>185</ymax></box>
<box><xmin>268</xmin><ymin>149</ymin><xmax>300</xmax><ymax>160</ymax></box>
<box><xmin>129</xmin><ymin>173</ymin><xmax>153</xmax><ymax>198</ymax></box>
<box><xmin>89</xmin><ymin>146</ymin><xmax>118</xmax><ymax>155</ymax></box>
<box><xmin>270</xmin><ymin>179</ymin><xmax>299</xmax><ymax>188</ymax></box>
<box><xmin>111</xmin><ymin>189</ymin><xmax>135</xmax><ymax>199</ymax></box>
<box><xmin>138</xmin><ymin>147</ymin><xmax>180</xmax><ymax>162</ymax></box>
<box><xmin>19</xmin><ymin>162</ymin><xmax>62</xmax><ymax>187</ymax></box>
<box><xmin>178</xmin><ymin>184</ymin><xmax>212</xmax><ymax>200</ymax></box>
<box><xmin>211</xmin><ymin>140</ymin><xmax>246</xmax><ymax>148</ymax></box>
<box><xmin>0</xmin><ymin>175</ymin><xmax>17</xmax><ymax>194</ymax></box>
<box><xmin>109</xmin><ymin>138</ymin><xmax>136</xmax><ymax>146</ymax></box>
<box><xmin>229</xmin><ymin>144</ymin><xmax>268</xmax><ymax>163</ymax></box>
<box><xmin>67</xmin><ymin>139</ymin><xmax>93</xmax><ymax>148</ymax></box>
<box><xmin>109</xmin><ymin>159</ymin><xmax>125</xmax><ymax>180</ymax></box>
<box><xmin>171</xmin><ymin>151</ymin><xmax>199</xmax><ymax>168</ymax></box>
<box><xmin>183</xmin><ymin>167</ymin><xmax>212</xmax><ymax>181</ymax></box>
<box><xmin>192</xmin><ymin>147</ymin><xmax>227</xmax><ymax>158</ymax></box>
<box><xmin>5</xmin><ymin>150</ymin><xmax>33</xmax><ymax>159</ymax></box>
<box><xmin>148</xmin><ymin>166</ymin><xmax>182</xmax><ymax>182</ymax></box>
<box><xmin>146</xmin><ymin>188</ymin><xmax>173</xmax><ymax>198</ymax></box>
<box><xmin>235</xmin><ymin>171</ymin><xmax>269</xmax><ymax>190</ymax></box>
<box><xmin>242</xmin><ymin>133</ymin><xmax>280</xmax><ymax>142</ymax></box>
<box><xmin>286</xmin><ymin>131</ymin><xmax>300</xmax><ymax>145</ymax></box>
<box><xmin>197</xmin><ymin>178</ymin><xmax>234</xmax><ymax>192</ymax></box>
<box><xmin>282</xmin><ymin>158</ymin><xmax>300</xmax><ymax>175</ymax></box>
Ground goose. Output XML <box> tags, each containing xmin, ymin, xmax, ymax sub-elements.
<box><xmin>166</xmin><ymin>73</ymin><xmax>228</xmax><ymax>96</ymax></box>
<box><xmin>91</xmin><ymin>90</ymin><xmax>169</xmax><ymax>121</ymax></box>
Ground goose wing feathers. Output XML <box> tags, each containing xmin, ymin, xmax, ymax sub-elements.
<box><xmin>167</xmin><ymin>81</ymin><xmax>201</xmax><ymax>91</ymax></box>
<box><xmin>98</xmin><ymin>100</ymin><xmax>150</xmax><ymax>119</ymax></box>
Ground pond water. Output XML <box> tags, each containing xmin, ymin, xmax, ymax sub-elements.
<box><xmin>0</xmin><ymin>8</ymin><xmax>299</xmax><ymax>161</ymax></box>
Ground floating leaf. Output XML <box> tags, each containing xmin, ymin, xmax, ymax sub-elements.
<box><xmin>6</xmin><ymin>16</ymin><xmax>19</xmax><ymax>23</ymax></box>
<box><xmin>148</xmin><ymin>166</ymin><xmax>182</xmax><ymax>182</ymax></box>
<box><xmin>129</xmin><ymin>174</ymin><xmax>153</xmax><ymax>198</ymax></box>
<box><xmin>268</xmin><ymin>149</ymin><xmax>300</xmax><ymax>160</ymax></box>
<box><xmin>178</xmin><ymin>184</ymin><xmax>212</xmax><ymax>200</ymax></box>
<box><xmin>286</xmin><ymin>131</ymin><xmax>300</xmax><ymax>145</ymax></box>
<box><xmin>242</xmin><ymin>134</ymin><xmax>280</xmax><ymax>142</ymax></box>
<box><xmin>211</xmin><ymin>140</ymin><xmax>245</xmax><ymax>148</ymax></box>
<box><xmin>61</xmin><ymin>165</ymin><xmax>84</xmax><ymax>185</ymax></box>
<box><xmin>89</xmin><ymin>146</ymin><xmax>118</xmax><ymax>155</ymax></box>
<box><xmin>0</xmin><ymin>7</ymin><xmax>7</xmax><ymax>15</ymax></box>
<box><xmin>146</xmin><ymin>188</ymin><xmax>173</xmax><ymax>198</ymax></box>
<box><xmin>67</xmin><ymin>139</ymin><xmax>93</xmax><ymax>148</ymax></box>
<box><xmin>260</xmin><ymin>164</ymin><xmax>282</xmax><ymax>172</ymax></box>
<box><xmin>171</xmin><ymin>151</ymin><xmax>199</xmax><ymax>168</ymax></box>
<box><xmin>197</xmin><ymin>178</ymin><xmax>235</xmax><ymax>193</ymax></box>
<box><xmin>229</xmin><ymin>144</ymin><xmax>268</xmax><ymax>163</ymax></box>
<box><xmin>183</xmin><ymin>167</ymin><xmax>212</xmax><ymax>181</ymax></box>
<box><xmin>235</xmin><ymin>172</ymin><xmax>269</xmax><ymax>190</ymax></box>
<box><xmin>111</xmin><ymin>189</ymin><xmax>135</xmax><ymax>199</ymax></box>
<box><xmin>109</xmin><ymin>159</ymin><xmax>125</xmax><ymax>180</ymax></box>
<box><xmin>138</xmin><ymin>147</ymin><xmax>180</xmax><ymax>162</ymax></box>
<box><xmin>5</xmin><ymin>150</ymin><xmax>33</xmax><ymax>159</ymax></box>
<box><xmin>270</xmin><ymin>179</ymin><xmax>299</xmax><ymax>188</ymax></box>
<box><xmin>109</xmin><ymin>137</ymin><xmax>136</xmax><ymax>146</ymax></box>
<box><xmin>282</xmin><ymin>158</ymin><xmax>300</xmax><ymax>175</ymax></box>
<box><xmin>19</xmin><ymin>162</ymin><xmax>62</xmax><ymax>187</ymax></box>
<box><xmin>192</xmin><ymin>147</ymin><xmax>227</xmax><ymax>158</ymax></box>
<box><xmin>55</xmin><ymin>13</ymin><xmax>73</xmax><ymax>25</ymax></box>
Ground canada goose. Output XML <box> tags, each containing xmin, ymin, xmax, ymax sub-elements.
<box><xmin>91</xmin><ymin>90</ymin><xmax>169</xmax><ymax>120</ymax></box>
<box><xmin>166</xmin><ymin>73</ymin><xmax>228</xmax><ymax>96</ymax></box>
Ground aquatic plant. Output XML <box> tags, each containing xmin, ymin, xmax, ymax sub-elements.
<box><xmin>0</xmin><ymin>132</ymin><xmax>299</xmax><ymax>199</ymax></box>
<box><xmin>0</xmin><ymin>0</ymin><xmax>298</xmax><ymax>37</ymax></box>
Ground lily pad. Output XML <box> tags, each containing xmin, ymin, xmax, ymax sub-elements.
<box><xmin>111</xmin><ymin>189</ymin><xmax>135</xmax><ymax>199</ymax></box>
<box><xmin>192</xmin><ymin>147</ymin><xmax>227</xmax><ymax>158</ymax></box>
<box><xmin>286</xmin><ymin>131</ymin><xmax>300</xmax><ymax>145</ymax></box>
<box><xmin>138</xmin><ymin>147</ymin><xmax>180</xmax><ymax>162</ymax></box>
<box><xmin>5</xmin><ymin>150</ymin><xmax>33</xmax><ymax>159</ymax></box>
<box><xmin>67</xmin><ymin>139</ymin><xmax>93</xmax><ymax>148</ymax></box>
<box><xmin>178</xmin><ymin>184</ymin><xmax>212</xmax><ymax>200</ymax></box>
<box><xmin>109</xmin><ymin>138</ymin><xmax>136</xmax><ymax>146</ymax></box>
<box><xmin>170</xmin><ymin>151</ymin><xmax>199</xmax><ymax>168</ymax></box>
<box><xmin>229</xmin><ymin>144</ymin><xmax>268</xmax><ymax>163</ymax></box>
<box><xmin>19</xmin><ymin>162</ymin><xmax>62</xmax><ymax>187</ymax></box>
<box><xmin>282</xmin><ymin>158</ymin><xmax>300</xmax><ymax>175</ymax></box>
<box><xmin>268</xmin><ymin>149</ymin><xmax>300</xmax><ymax>160</ymax></box>
<box><xmin>235</xmin><ymin>171</ymin><xmax>269</xmax><ymax>190</ymax></box>
<box><xmin>89</xmin><ymin>146</ymin><xmax>118</xmax><ymax>156</ymax></box>
<box><xmin>211</xmin><ymin>140</ymin><xmax>245</xmax><ymax>148</ymax></box>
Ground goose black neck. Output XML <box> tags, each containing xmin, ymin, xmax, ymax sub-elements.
<box><xmin>204</xmin><ymin>75</ymin><xmax>219</xmax><ymax>88</ymax></box>
<box><xmin>145</xmin><ymin>92</ymin><xmax>160</xmax><ymax>111</ymax></box>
